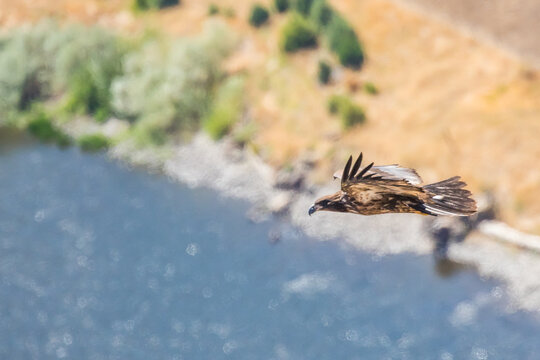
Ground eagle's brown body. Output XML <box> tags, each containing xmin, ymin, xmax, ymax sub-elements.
<box><xmin>309</xmin><ymin>153</ymin><xmax>477</xmax><ymax>217</ymax></box>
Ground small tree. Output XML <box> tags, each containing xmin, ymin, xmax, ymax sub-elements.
<box><xmin>280</xmin><ymin>14</ymin><xmax>318</xmax><ymax>52</ymax></box>
<box><xmin>295</xmin><ymin>0</ymin><xmax>314</xmax><ymax>16</ymax></box>
<box><xmin>249</xmin><ymin>5</ymin><xmax>270</xmax><ymax>27</ymax></box>
<box><xmin>326</xmin><ymin>14</ymin><xmax>364</xmax><ymax>69</ymax></box>
<box><xmin>274</xmin><ymin>0</ymin><xmax>289</xmax><ymax>13</ymax></box>
<box><xmin>364</xmin><ymin>82</ymin><xmax>378</xmax><ymax>95</ymax></box>
<box><xmin>341</xmin><ymin>102</ymin><xmax>365</xmax><ymax>128</ymax></box>
<box><xmin>208</xmin><ymin>4</ymin><xmax>219</xmax><ymax>15</ymax></box>
<box><xmin>310</xmin><ymin>0</ymin><xmax>333</xmax><ymax>28</ymax></box>
<box><xmin>77</xmin><ymin>133</ymin><xmax>110</xmax><ymax>152</ymax></box>
<box><xmin>317</xmin><ymin>60</ymin><xmax>331</xmax><ymax>85</ymax></box>
<box><xmin>327</xmin><ymin>94</ymin><xmax>347</xmax><ymax>114</ymax></box>
<box><xmin>133</xmin><ymin>0</ymin><xmax>179</xmax><ymax>11</ymax></box>
<box><xmin>327</xmin><ymin>94</ymin><xmax>366</xmax><ymax>129</ymax></box>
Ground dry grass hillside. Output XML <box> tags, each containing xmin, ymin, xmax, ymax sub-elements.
<box><xmin>1</xmin><ymin>0</ymin><xmax>540</xmax><ymax>233</ymax></box>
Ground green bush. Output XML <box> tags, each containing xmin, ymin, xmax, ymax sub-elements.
<box><xmin>208</xmin><ymin>4</ymin><xmax>219</xmax><ymax>15</ymax></box>
<box><xmin>77</xmin><ymin>133</ymin><xmax>110</xmax><ymax>151</ymax></box>
<box><xmin>232</xmin><ymin>121</ymin><xmax>256</xmax><ymax>147</ymax></box>
<box><xmin>310</xmin><ymin>0</ymin><xmax>333</xmax><ymax>28</ymax></box>
<box><xmin>0</xmin><ymin>21</ymin><xmax>59</xmax><ymax>119</ymax></box>
<box><xmin>53</xmin><ymin>25</ymin><xmax>124</xmax><ymax>122</ymax></box>
<box><xmin>327</xmin><ymin>94</ymin><xmax>347</xmax><ymax>114</ymax></box>
<box><xmin>131</xmin><ymin>115</ymin><xmax>169</xmax><ymax>146</ymax></box>
<box><xmin>26</xmin><ymin>108</ymin><xmax>71</xmax><ymax>146</ymax></box>
<box><xmin>280</xmin><ymin>14</ymin><xmax>318</xmax><ymax>52</ymax></box>
<box><xmin>203</xmin><ymin>76</ymin><xmax>244</xmax><ymax>140</ymax></box>
<box><xmin>327</xmin><ymin>94</ymin><xmax>366</xmax><ymax>129</ymax></box>
<box><xmin>249</xmin><ymin>5</ymin><xmax>270</xmax><ymax>27</ymax></box>
<box><xmin>112</xmin><ymin>22</ymin><xmax>236</xmax><ymax>144</ymax></box>
<box><xmin>326</xmin><ymin>15</ymin><xmax>364</xmax><ymax>68</ymax></box>
<box><xmin>295</xmin><ymin>0</ymin><xmax>314</xmax><ymax>15</ymax></box>
<box><xmin>341</xmin><ymin>102</ymin><xmax>366</xmax><ymax>128</ymax></box>
<box><xmin>63</xmin><ymin>65</ymin><xmax>115</xmax><ymax>123</ymax></box>
<box><xmin>274</xmin><ymin>0</ymin><xmax>289</xmax><ymax>12</ymax></box>
<box><xmin>133</xmin><ymin>0</ymin><xmax>179</xmax><ymax>11</ymax></box>
<box><xmin>364</xmin><ymin>82</ymin><xmax>378</xmax><ymax>95</ymax></box>
<box><xmin>317</xmin><ymin>60</ymin><xmax>331</xmax><ymax>84</ymax></box>
<box><xmin>0</xmin><ymin>21</ymin><xmax>124</xmax><ymax>124</ymax></box>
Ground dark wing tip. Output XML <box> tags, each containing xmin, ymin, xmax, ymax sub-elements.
<box><xmin>349</xmin><ymin>153</ymin><xmax>363</xmax><ymax>180</ymax></box>
<box><xmin>341</xmin><ymin>155</ymin><xmax>353</xmax><ymax>184</ymax></box>
<box><xmin>356</xmin><ymin>162</ymin><xmax>374</xmax><ymax>179</ymax></box>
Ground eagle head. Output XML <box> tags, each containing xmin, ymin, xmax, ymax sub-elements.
<box><xmin>308</xmin><ymin>192</ymin><xmax>345</xmax><ymax>216</ymax></box>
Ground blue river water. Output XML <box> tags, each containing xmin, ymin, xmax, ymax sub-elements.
<box><xmin>1</xmin><ymin>134</ymin><xmax>540</xmax><ymax>359</ymax></box>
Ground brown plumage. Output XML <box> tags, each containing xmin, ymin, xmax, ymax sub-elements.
<box><xmin>308</xmin><ymin>153</ymin><xmax>477</xmax><ymax>217</ymax></box>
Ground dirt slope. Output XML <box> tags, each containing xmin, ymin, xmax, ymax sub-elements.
<box><xmin>395</xmin><ymin>0</ymin><xmax>540</xmax><ymax>68</ymax></box>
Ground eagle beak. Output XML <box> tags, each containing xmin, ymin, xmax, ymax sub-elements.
<box><xmin>308</xmin><ymin>204</ymin><xmax>316</xmax><ymax>216</ymax></box>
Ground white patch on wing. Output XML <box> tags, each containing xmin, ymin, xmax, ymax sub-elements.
<box><xmin>332</xmin><ymin>164</ymin><xmax>422</xmax><ymax>185</ymax></box>
<box><xmin>433</xmin><ymin>195</ymin><xmax>444</xmax><ymax>200</ymax></box>
<box><xmin>371</xmin><ymin>165</ymin><xmax>423</xmax><ymax>185</ymax></box>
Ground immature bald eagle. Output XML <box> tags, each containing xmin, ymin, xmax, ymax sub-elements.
<box><xmin>308</xmin><ymin>153</ymin><xmax>477</xmax><ymax>217</ymax></box>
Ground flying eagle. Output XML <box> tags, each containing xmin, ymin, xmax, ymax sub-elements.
<box><xmin>308</xmin><ymin>153</ymin><xmax>477</xmax><ymax>217</ymax></box>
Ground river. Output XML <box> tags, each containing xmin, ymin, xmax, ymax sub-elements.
<box><xmin>1</xmin><ymin>132</ymin><xmax>539</xmax><ymax>359</ymax></box>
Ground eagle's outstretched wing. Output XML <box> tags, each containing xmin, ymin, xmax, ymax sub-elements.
<box><xmin>333</xmin><ymin>158</ymin><xmax>422</xmax><ymax>185</ymax></box>
<box><xmin>337</xmin><ymin>153</ymin><xmax>476</xmax><ymax>216</ymax></box>
<box><xmin>340</xmin><ymin>153</ymin><xmax>420</xmax><ymax>190</ymax></box>
<box><xmin>338</xmin><ymin>153</ymin><xmax>425</xmax><ymax>213</ymax></box>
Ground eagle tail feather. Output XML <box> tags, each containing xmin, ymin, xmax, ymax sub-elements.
<box><xmin>420</xmin><ymin>177</ymin><xmax>477</xmax><ymax>216</ymax></box>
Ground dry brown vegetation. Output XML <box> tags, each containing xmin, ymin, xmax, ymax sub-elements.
<box><xmin>2</xmin><ymin>0</ymin><xmax>540</xmax><ymax>233</ymax></box>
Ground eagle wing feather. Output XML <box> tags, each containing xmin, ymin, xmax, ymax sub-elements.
<box><xmin>340</xmin><ymin>153</ymin><xmax>427</xmax><ymax>214</ymax></box>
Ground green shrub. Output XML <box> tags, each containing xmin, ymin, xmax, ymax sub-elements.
<box><xmin>77</xmin><ymin>133</ymin><xmax>110</xmax><ymax>151</ymax></box>
<box><xmin>26</xmin><ymin>108</ymin><xmax>71</xmax><ymax>146</ymax></box>
<box><xmin>327</xmin><ymin>94</ymin><xmax>347</xmax><ymax>114</ymax></box>
<box><xmin>341</xmin><ymin>102</ymin><xmax>365</xmax><ymax>128</ymax></box>
<box><xmin>208</xmin><ymin>4</ymin><xmax>219</xmax><ymax>15</ymax></box>
<box><xmin>280</xmin><ymin>14</ymin><xmax>318</xmax><ymax>52</ymax></box>
<box><xmin>112</xmin><ymin>22</ymin><xmax>236</xmax><ymax>143</ymax></box>
<box><xmin>310</xmin><ymin>0</ymin><xmax>333</xmax><ymax>28</ymax></box>
<box><xmin>233</xmin><ymin>121</ymin><xmax>256</xmax><ymax>147</ymax></box>
<box><xmin>295</xmin><ymin>0</ymin><xmax>314</xmax><ymax>15</ymax></box>
<box><xmin>274</xmin><ymin>0</ymin><xmax>289</xmax><ymax>12</ymax></box>
<box><xmin>203</xmin><ymin>76</ymin><xmax>244</xmax><ymax>140</ymax></box>
<box><xmin>131</xmin><ymin>115</ymin><xmax>169</xmax><ymax>146</ymax></box>
<box><xmin>133</xmin><ymin>0</ymin><xmax>147</xmax><ymax>11</ymax></box>
<box><xmin>133</xmin><ymin>0</ymin><xmax>179</xmax><ymax>11</ymax></box>
<box><xmin>326</xmin><ymin>15</ymin><xmax>364</xmax><ymax>68</ymax></box>
<box><xmin>364</xmin><ymin>82</ymin><xmax>378</xmax><ymax>95</ymax></box>
<box><xmin>0</xmin><ymin>21</ymin><xmax>59</xmax><ymax>119</ymax></box>
<box><xmin>317</xmin><ymin>60</ymin><xmax>331</xmax><ymax>84</ymax></box>
<box><xmin>249</xmin><ymin>5</ymin><xmax>270</xmax><ymax>27</ymax></box>
<box><xmin>327</xmin><ymin>94</ymin><xmax>366</xmax><ymax>129</ymax></box>
<box><xmin>53</xmin><ymin>25</ymin><xmax>124</xmax><ymax>122</ymax></box>
<box><xmin>0</xmin><ymin>21</ymin><xmax>124</xmax><ymax>124</ymax></box>
<box><xmin>63</xmin><ymin>66</ymin><xmax>114</xmax><ymax>123</ymax></box>
<box><xmin>159</xmin><ymin>0</ymin><xmax>179</xmax><ymax>7</ymax></box>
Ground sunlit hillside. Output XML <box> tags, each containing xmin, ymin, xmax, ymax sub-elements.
<box><xmin>2</xmin><ymin>0</ymin><xmax>539</xmax><ymax>233</ymax></box>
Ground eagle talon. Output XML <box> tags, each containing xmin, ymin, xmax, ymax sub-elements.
<box><xmin>308</xmin><ymin>205</ymin><xmax>316</xmax><ymax>216</ymax></box>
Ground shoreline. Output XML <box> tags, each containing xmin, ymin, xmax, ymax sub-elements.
<box><xmin>109</xmin><ymin>132</ymin><xmax>540</xmax><ymax>314</ymax></box>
